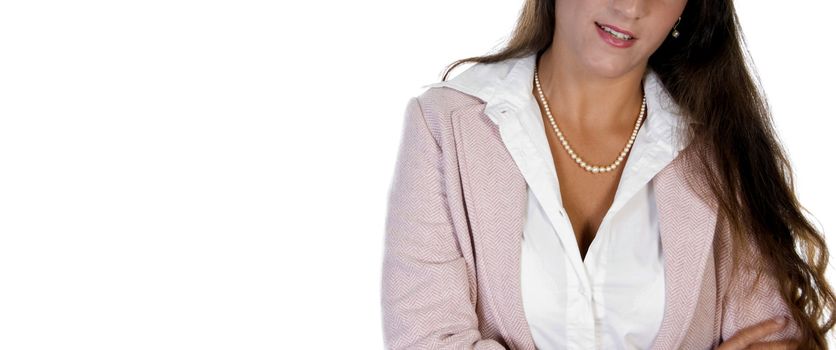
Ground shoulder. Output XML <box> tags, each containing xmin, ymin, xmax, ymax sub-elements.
<box><xmin>412</xmin><ymin>55</ymin><xmax>529</xmax><ymax>120</ymax></box>
<box><xmin>414</xmin><ymin>86</ymin><xmax>485</xmax><ymax>120</ymax></box>
<box><xmin>407</xmin><ymin>54</ymin><xmax>532</xmax><ymax>140</ymax></box>
<box><xmin>402</xmin><ymin>87</ymin><xmax>484</xmax><ymax>148</ymax></box>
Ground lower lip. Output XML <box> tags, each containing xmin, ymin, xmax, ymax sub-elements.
<box><xmin>596</xmin><ymin>24</ymin><xmax>635</xmax><ymax>48</ymax></box>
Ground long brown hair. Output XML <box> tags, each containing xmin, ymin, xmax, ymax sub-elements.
<box><xmin>440</xmin><ymin>0</ymin><xmax>835</xmax><ymax>348</ymax></box>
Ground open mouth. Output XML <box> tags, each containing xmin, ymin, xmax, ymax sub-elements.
<box><xmin>595</xmin><ymin>22</ymin><xmax>635</xmax><ymax>41</ymax></box>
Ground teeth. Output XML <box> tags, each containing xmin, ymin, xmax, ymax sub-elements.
<box><xmin>599</xmin><ymin>24</ymin><xmax>632</xmax><ymax>40</ymax></box>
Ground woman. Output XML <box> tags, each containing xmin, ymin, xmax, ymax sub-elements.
<box><xmin>381</xmin><ymin>0</ymin><xmax>835</xmax><ymax>349</ymax></box>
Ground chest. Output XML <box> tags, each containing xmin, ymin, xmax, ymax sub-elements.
<box><xmin>438</xmin><ymin>91</ymin><xmax>722</xmax><ymax>349</ymax></box>
<box><xmin>541</xmin><ymin>119</ymin><xmax>639</xmax><ymax>260</ymax></box>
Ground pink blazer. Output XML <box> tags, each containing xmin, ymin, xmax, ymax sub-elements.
<box><xmin>380</xmin><ymin>86</ymin><xmax>801</xmax><ymax>349</ymax></box>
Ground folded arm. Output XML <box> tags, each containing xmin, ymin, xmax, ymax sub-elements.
<box><xmin>715</xmin><ymin>216</ymin><xmax>802</xmax><ymax>345</ymax></box>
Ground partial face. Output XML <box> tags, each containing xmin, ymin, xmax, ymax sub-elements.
<box><xmin>553</xmin><ymin>0</ymin><xmax>687</xmax><ymax>77</ymax></box>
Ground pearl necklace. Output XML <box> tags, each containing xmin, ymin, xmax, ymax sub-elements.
<box><xmin>533</xmin><ymin>64</ymin><xmax>646</xmax><ymax>174</ymax></box>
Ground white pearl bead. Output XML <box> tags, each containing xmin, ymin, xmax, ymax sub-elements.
<box><xmin>534</xmin><ymin>65</ymin><xmax>645</xmax><ymax>174</ymax></box>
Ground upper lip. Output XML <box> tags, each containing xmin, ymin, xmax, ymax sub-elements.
<box><xmin>596</xmin><ymin>22</ymin><xmax>637</xmax><ymax>39</ymax></box>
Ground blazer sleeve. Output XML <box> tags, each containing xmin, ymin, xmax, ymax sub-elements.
<box><xmin>715</xmin><ymin>215</ymin><xmax>802</xmax><ymax>345</ymax></box>
<box><xmin>380</xmin><ymin>96</ymin><xmax>506</xmax><ymax>350</ymax></box>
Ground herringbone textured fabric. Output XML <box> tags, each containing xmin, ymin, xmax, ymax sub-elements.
<box><xmin>381</xmin><ymin>87</ymin><xmax>800</xmax><ymax>349</ymax></box>
<box><xmin>645</xmin><ymin>151</ymin><xmax>719</xmax><ymax>350</ymax></box>
<box><xmin>714</xmin><ymin>213</ymin><xmax>801</xmax><ymax>342</ymax></box>
<box><xmin>381</xmin><ymin>91</ymin><xmax>507</xmax><ymax>350</ymax></box>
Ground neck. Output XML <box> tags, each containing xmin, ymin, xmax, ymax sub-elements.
<box><xmin>535</xmin><ymin>46</ymin><xmax>647</xmax><ymax>132</ymax></box>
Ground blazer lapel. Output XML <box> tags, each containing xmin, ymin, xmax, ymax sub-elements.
<box><xmin>454</xmin><ymin>104</ymin><xmax>719</xmax><ymax>350</ymax></box>
<box><xmin>453</xmin><ymin>103</ymin><xmax>537</xmax><ymax>350</ymax></box>
<box><xmin>648</xmin><ymin>148</ymin><xmax>719</xmax><ymax>349</ymax></box>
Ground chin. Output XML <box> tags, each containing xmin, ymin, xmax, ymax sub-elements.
<box><xmin>585</xmin><ymin>60</ymin><xmax>634</xmax><ymax>79</ymax></box>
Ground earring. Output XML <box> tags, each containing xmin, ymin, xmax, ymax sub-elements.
<box><xmin>671</xmin><ymin>16</ymin><xmax>681</xmax><ymax>38</ymax></box>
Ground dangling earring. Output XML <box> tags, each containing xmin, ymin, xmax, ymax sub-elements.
<box><xmin>671</xmin><ymin>16</ymin><xmax>681</xmax><ymax>38</ymax></box>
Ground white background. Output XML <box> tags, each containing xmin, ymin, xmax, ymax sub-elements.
<box><xmin>0</xmin><ymin>1</ymin><xmax>832</xmax><ymax>348</ymax></box>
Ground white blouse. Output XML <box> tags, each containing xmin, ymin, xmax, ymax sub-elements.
<box><xmin>421</xmin><ymin>53</ymin><xmax>690</xmax><ymax>349</ymax></box>
<box><xmin>512</xmin><ymin>69</ymin><xmax>688</xmax><ymax>349</ymax></box>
